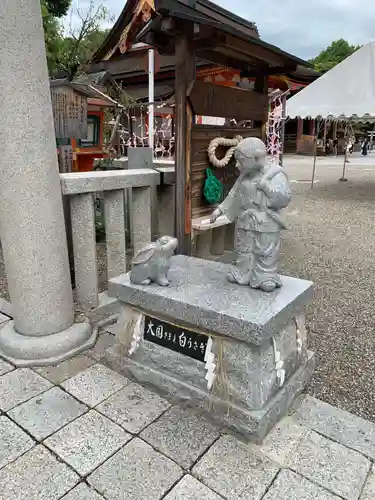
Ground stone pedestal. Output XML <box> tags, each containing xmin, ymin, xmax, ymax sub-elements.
<box><xmin>106</xmin><ymin>255</ymin><xmax>315</xmax><ymax>442</ymax></box>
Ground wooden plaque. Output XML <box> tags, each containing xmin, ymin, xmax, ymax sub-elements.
<box><xmin>188</xmin><ymin>80</ymin><xmax>268</xmax><ymax>122</ymax></box>
<box><xmin>51</xmin><ymin>86</ymin><xmax>88</xmax><ymax>140</ymax></box>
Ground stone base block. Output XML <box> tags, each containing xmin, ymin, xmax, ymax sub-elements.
<box><xmin>85</xmin><ymin>292</ymin><xmax>121</xmax><ymax>325</ymax></box>
<box><xmin>0</xmin><ymin>320</ymin><xmax>97</xmax><ymax>367</ymax></box>
<box><xmin>210</xmin><ymin>226</ymin><xmax>226</xmax><ymax>255</ymax></box>
<box><xmin>194</xmin><ymin>231</ymin><xmax>212</xmax><ymax>258</ymax></box>
<box><xmin>104</xmin><ymin>344</ymin><xmax>315</xmax><ymax>443</ymax></box>
<box><xmin>108</xmin><ymin>312</ymin><xmax>309</xmax><ymax>411</ymax></box>
<box><xmin>107</xmin><ymin>255</ymin><xmax>315</xmax><ymax>442</ymax></box>
<box><xmin>224</xmin><ymin>223</ymin><xmax>235</xmax><ymax>251</ymax></box>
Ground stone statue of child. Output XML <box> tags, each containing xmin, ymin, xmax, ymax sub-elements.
<box><xmin>210</xmin><ymin>137</ymin><xmax>291</xmax><ymax>292</ymax></box>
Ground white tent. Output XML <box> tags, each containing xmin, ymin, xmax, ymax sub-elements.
<box><xmin>287</xmin><ymin>42</ymin><xmax>375</xmax><ymax>120</ymax></box>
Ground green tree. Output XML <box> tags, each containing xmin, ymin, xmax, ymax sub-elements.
<box><xmin>309</xmin><ymin>39</ymin><xmax>361</xmax><ymax>73</ymax></box>
<box><xmin>55</xmin><ymin>1</ymin><xmax>112</xmax><ymax>78</ymax></box>
<box><xmin>45</xmin><ymin>0</ymin><xmax>71</xmax><ymax>17</ymax></box>
<box><xmin>41</xmin><ymin>0</ymin><xmax>64</xmax><ymax>75</ymax></box>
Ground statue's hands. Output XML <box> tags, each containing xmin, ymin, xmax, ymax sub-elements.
<box><xmin>210</xmin><ymin>207</ymin><xmax>222</xmax><ymax>224</ymax></box>
<box><xmin>257</xmin><ymin>179</ymin><xmax>272</xmax><ymax>194</ymax></box>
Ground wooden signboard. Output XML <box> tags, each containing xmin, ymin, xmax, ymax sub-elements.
<box><xmin>58</xmin><ymin>145</ymin><xmax>73</xmax><ymax>173</ymax></box>
<box><xmin>191</xmin><ymin>124</ymin><xmax>262</xmax><ymax>219</ymax></box>
<box><xmin>144</xmin><ymin>315</ymin><xmax>208</xmax><ymax>362</ymax></box>
<box><xmin>188</xmin><ymin>80</ymin><xmax>268</xmax><ymax>122</ymax></box>
<box><xmin>51</xmin><ymin>85</ymin><xmax>88</xmax><ymax>140</ymax></box>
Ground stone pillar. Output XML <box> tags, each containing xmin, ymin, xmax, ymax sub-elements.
<box><xmin>0</xmin><ymin>0</ymin><xmax>94</xmax><ymax>366</ymax></box>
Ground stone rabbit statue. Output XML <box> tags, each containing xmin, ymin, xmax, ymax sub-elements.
<box><xmin>130</xmin><ymin>236</ymin><xmax>178</xmax><ymax>286</ymax></box>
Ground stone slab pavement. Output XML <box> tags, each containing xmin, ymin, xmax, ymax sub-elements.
<box><xmin>0</xmin><ymin>331</ymin><xmax>375</xmax><ymax>500</ymax></box>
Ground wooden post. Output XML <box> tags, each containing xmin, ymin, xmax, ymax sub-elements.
<box><xmin>311</xmin><ymin>134</ymin><xmax>318</xmax><ymax>189</ymax></box>
<box><xmin>323</xmin><ymin>120</ymin><xmax>327</xmax><ymax>152</ymax></box>
<box><xmin>254</xmin><ymin>74</ymin><xmax>268</xmax><ymax>141</ymax></box>
<box><xmin>175</xmin><ymin>35</ymin><xmax>195</xmax><ymax>255</ymax></box>
<box><xmin>297</xmin><ymin>118</ymin><xmax>303</xmax><ymax>143</ymax></box>
<box><xmin>296</xmin><ymin>118</ymin><xmax>303</xmax><ymax>153</ymax></box>
<box><xmin>116</xmin><ymin>131</ymin><xmax>121</xmax><ymax>158</ymax></box>
<box><xmin>310</xmin><ymin>119</ymin><xmax>316</xmax><ymax>136</ymax></box>
<box><xmin>340</xmin><ymin>123</ymin><xmax>349</xmax><ymax>182</ymax></box>
<box><xmin>109</xmin><ymin>111</ymin><xmax>121</xmax><ymax>146</ymax></box>
<box><xmin>58</xmin><ymin>145</ymin><xmax>75</xmax><ymax>288</ymax></box>
<box><xmin>311</xmin><ymin>119</ymin><xmax>321</xmax><ymax>188</ymax></box>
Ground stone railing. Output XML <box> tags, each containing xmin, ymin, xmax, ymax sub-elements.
<box><xmin>60</xmin><ymin>169</ymin><xmax>161</xmax><ymax>311</ymax></box>
<box><xmin>60</xmin><ymin>165</ymin><xmax>233</xmax><ymax>314</ymax></box>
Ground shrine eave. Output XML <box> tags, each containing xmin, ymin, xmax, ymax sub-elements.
<box><xmin>92</xmin><ymin>0</ymin><xmax>311</xmax><ymax>76</ymax></box>
<box><xmin>88</xmin><ymin>53</ymin><xmax>319</xmax><ymax>92</ymax></box>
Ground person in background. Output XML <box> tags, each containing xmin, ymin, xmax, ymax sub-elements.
<box><xmin>361</xmin><ymin>136</ymin><xmax>369</xmax><ymax>156</ymax></box>
<box><xmin>333</xmin><ymin>138</ymin><xmax>338</xmax><ymax>156</ymax></box>
<box><xmin>325</xmin><ymin>138</ymin><xmax>330</xmax><ymax>155</ymax></box>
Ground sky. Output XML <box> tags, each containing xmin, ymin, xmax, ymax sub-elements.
<box><xmin>68</xmin><ymin>0</ymin><xmax>375</xmax><ymax>60</ymax></box>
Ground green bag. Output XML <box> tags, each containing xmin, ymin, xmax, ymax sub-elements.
<box><xmin>204</xmin><ymin>168</ymin><xmax>224</xmax><ymax>205</ymax></box>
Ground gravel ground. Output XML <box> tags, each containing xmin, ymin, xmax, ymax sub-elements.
<box><xmin>281</xmin><ymin>154</ymin><xmax>375</xmax><ymax>421</ymax></box>
<box><xmin>1</xmin><ymin>154</ymin><xmax>375</xmax><ymax>421</ymax></box>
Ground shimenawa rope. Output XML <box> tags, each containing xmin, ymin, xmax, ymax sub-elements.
<box><xmin>207</xmin><ymin>135</ymin><xmax>243</xmax><ymax>168</ymax></box>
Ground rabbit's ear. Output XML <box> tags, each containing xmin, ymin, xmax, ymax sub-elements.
<box><xmin>132</xmin><ymin>243</ymin><xmax>156</xmax><ymax>264</ymax></box>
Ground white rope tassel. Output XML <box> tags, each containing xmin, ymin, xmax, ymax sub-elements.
<box><xmin>204</xmin><ymin>337</ymin><xmax>216</xmax><ymax>391</ymax></box>
<box><xmin>207</xmin><ymin>135</ymin><xmax>243</xmax><ymax>168</ymax></box>
<box><xmin>296</xmin><ymin>326</ymin><xmax>302</xmax><ymax>355</ymax></box>
<box><xmin>128</xmin><ymin>314</ymin><xmax>143</xmax><ymax>356</ymax></box>
<box><xmin>295</xmin><ymin>316</ymin><xmax>307</xmax><ymax>356</ymax></box>
<box><xmin>273</xmin><ymin>337</ymin><xmax>285</xmax><ymax>388</ymax></box>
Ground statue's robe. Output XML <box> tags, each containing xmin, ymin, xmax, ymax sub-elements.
<box><xmin>218</xmin><ymin>165</ymin><xmax>291</xmax><ymax>289</ymax></box>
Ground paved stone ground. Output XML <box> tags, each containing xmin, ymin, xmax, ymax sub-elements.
<box><xmin>1</xmin><ymin>330</ymin><xmax>375</xmax><ymax>500</ymax></box>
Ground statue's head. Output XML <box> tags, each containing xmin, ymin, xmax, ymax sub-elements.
<box><xmin>156</xmin><ymin>235</ymin><xmax>178</xmax><ymax>256</ymax></box>
<box><xmin>234</xmin><ymin>137</ymin><xmax>266</xmax><ymax>174</ymax></box>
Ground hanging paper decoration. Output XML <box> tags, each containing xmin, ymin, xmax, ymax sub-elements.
<box><xmin>121</xmin><ymin>103</ymin><xmax>175</xmax><ymax>160</ymax></box>
<box><xmin>266</xmin><ymin>90</ymin><xmax>289</xmax><ymax>166</ymax></box>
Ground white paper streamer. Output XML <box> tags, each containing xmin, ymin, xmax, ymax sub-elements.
<box><xmin>204</xmin><ymin>337</ymin><xmax>216</xmax><ymax>391</ymax></box>
<box><xmin>295</xmin><ymin>315</ymin><xmax>307</xmax><ymax>356</ymax></box>
<box><xmin>272</xmin><ymin>337</ymin><xmax>285</xmax><ymax>388</ymax></box>
<box><xmin>128</xmin><ymin>313</ymin><xmax>143</xmax><ymax>356</ymax></box>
